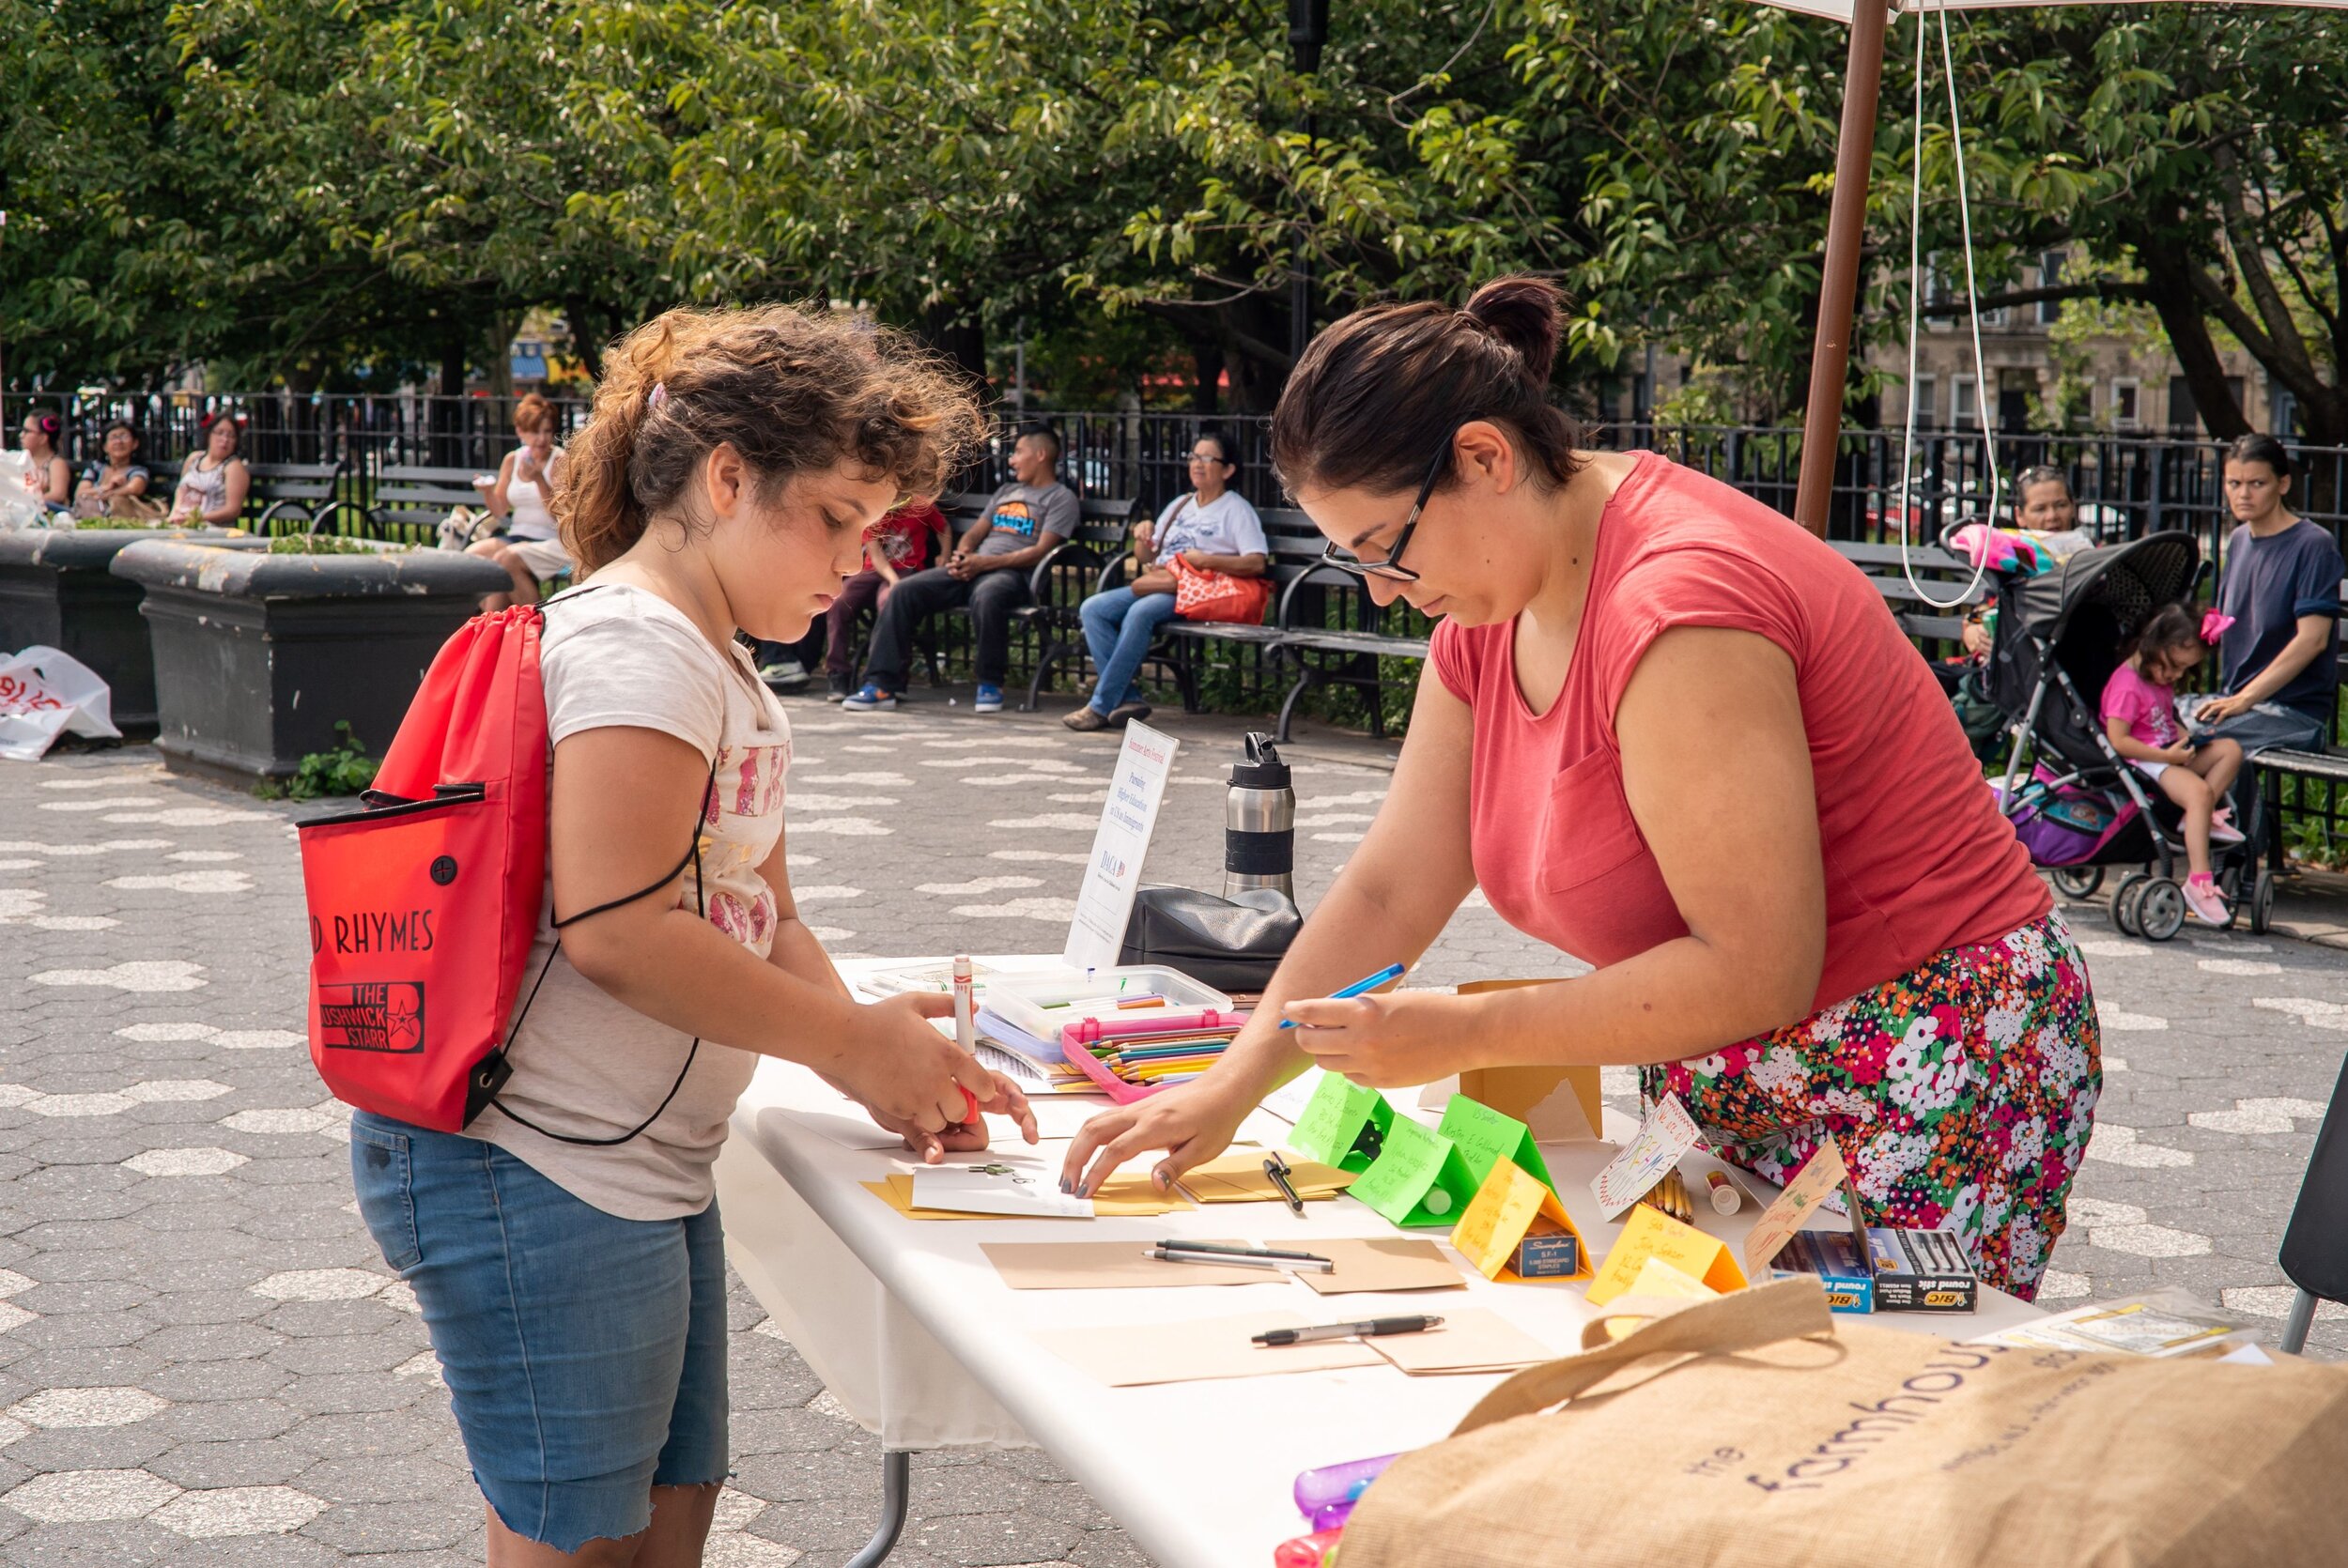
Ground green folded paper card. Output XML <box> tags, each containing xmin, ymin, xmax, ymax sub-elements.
<box><xmin>1347</xmin><ymin>1116</ymin><xmax>1484</xmax><ymax>1228</ymax></box>
<box><xmin>1290</xmin><ymin>1075</ymin><xmax>1395</xmax><ymax>1174</ymax></box>
<box><xmin>1437</xmin><ymin>1094</ymin><xmax>1556</xmax><ymax>1193</ymax></box>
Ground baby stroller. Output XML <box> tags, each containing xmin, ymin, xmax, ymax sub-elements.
<box><xmin>1979</xmin><ymin>530</ymin><xmax>2264</xmax><ymax>941</ymax></box>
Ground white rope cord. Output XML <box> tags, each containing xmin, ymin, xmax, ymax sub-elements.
<box><xmin>1896</xmin><ymin>0</ymin><xmax>1999</xmax><ymax>611</ymax></box>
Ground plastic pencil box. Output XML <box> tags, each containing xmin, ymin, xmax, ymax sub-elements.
<box><xmin>1060</xmin><ymin>1009</ymin><xmax>1253</xmax><ymax>1103</ymax></box>
<box><xmin>983</xmin><ymin>966</ymin><xmax>1231</xmax><ymax>1042</ymax></box>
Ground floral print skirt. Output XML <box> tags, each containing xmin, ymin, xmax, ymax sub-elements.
<box><xmin>1638</xmin><ymin>911</ymin><xmax>2099</xmax><ymax>1300</ymax></box>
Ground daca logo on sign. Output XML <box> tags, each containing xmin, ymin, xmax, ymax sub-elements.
<box><xmin>317</xmin><ymin>982</ymin><xmax>427</xmax><ymax>1053</ymax></box>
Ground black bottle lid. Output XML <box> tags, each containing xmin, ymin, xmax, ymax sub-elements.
<box><xmin>1229</xmin><ymin>731</ymin><xmax>1291</xmax><ymax>791</ymax></box>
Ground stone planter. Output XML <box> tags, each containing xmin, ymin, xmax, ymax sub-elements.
<box><xmin>110</xmin><ymin>539</ymin><xmax>509</xmax><ymax>785</ymax></box>
<box><xmin>0</xmin><ymin>528</ymin><xmax>264</xmax><ymax>734</ymax></box>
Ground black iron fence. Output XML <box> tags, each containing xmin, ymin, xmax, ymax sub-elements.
<box><xmin>13</xmin><ymin>388</ymin><xmax>2342</xmax><ymax>559</ymax></box>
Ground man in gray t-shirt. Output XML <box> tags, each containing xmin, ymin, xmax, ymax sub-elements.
<box><xmin>846</xmin><ymin>426</ymin><xmax>1076</xmax><ymax>713</ymax></box>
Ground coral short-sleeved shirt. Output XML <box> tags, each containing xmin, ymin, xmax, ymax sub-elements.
<box><xmin>1430</xmin><ymin>452</ymin><xmax>2048</xmax><ymax>1016</ymax></box>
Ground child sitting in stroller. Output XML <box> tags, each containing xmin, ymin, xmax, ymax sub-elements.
<box><xmin>2100</xmin><ymin>602</ymin><xmax>2248</xmax><ymax>924</ymax></box>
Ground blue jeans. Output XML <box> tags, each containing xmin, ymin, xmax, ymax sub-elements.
<box><xmin>1079</xmin><ymin>588</ymin><xmax>1179</xmax><ymax>714</ymax></box>
<box><xmin>349</xmin><ymin>1113</ymin><xmax>730</xmax><ymax>1552</ymax></box>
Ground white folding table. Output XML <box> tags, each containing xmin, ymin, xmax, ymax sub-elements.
<box><xmin>716</xmin><ymin>955</ymin><xmax>2044</xmax><ymax>1568</ymax></box>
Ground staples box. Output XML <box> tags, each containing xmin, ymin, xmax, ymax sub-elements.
<box><xmin>1510</xmin><ymin>1215</ymin><xmax>1582</xmax><ymax>1280</ymax></box>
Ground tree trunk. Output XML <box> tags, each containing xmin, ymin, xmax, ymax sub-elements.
<box><xmin>1191</xmin><ymin>340</ymin><xmax>1225</xmax><ymax>414</ymax></box>
<box><xmin>919</xmin><ymin>300</ymin><xmax>989</xmax><ymax>392</ymax></box>
<box><xmin>2140</xmin><ymin>254</ymin><xmax>2249</xmax><ymax>440</ymax></box>
<box><xmin>563</xmin><ymin>299</ymin><xmax>607</xmax><ymax>382</ymax></box>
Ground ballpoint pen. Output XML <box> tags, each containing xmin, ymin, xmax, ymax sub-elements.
<box><xmin>1263</xmin><ymin>1155</ymin><xmax>1305</xmax><ymax>1215</ymax></box>
<box><xmin>1149</xmin><ymin>1247</ymin><xmax>1333</xmax><ymax>1273</ymax></box>
<box><xmin>1153</xmin><ymin>1240</ymin><xmax>1330</xmax><ymax>1261</ymax></box>
<box><xmin>1277</xmin><ymin>962</ymin><xmax>1406</xmax><ymax>1030</ymax></box>
<box><xmin>1253</xmin><ymin>1315</ymin><xmax>1442</xmax><ymax>1346</ymax></box>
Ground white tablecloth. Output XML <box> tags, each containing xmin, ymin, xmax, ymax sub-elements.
<box><xmin>718</xmin><ymin>956</ymin><xmax>2045</xmax><ymax>1568</ymax></box>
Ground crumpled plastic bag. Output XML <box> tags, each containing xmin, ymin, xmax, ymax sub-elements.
<box><xmin>0</xmin><ymin>451</ymin><xmax>46</xmax><ymax>531</ymax></box>
<box><xmin>0</xmin><ymin>646</ymin><xmax>122</xmax><ymax>761</ymax></box>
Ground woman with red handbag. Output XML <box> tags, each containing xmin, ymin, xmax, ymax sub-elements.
<box><xmin>348</xmin><ymin>305</ymin><xmax>1034</xmax><ymax>1566</ymax></box>
<box><xmin>1065</xmin><ymin>431</ymin><xmax>1270</xmax><ymax>731</ymax></box>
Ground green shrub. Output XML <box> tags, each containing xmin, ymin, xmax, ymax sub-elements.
<box><xmin>255</xmin><ymin>721</ymin><xmax>379</xmax><ymax>800</ymax></box>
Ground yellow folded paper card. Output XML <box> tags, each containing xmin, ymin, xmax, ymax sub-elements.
<box><xmin>1180</xmin><ymin>1150</ymin><xmax>1356</xmax><ymax>1205</ymax></box>
<box><xmin>1450</xmin><ymin>1155</ymin><xmax>1591</xmax><ymax>1283</ymax></box>
<box><xmin>1598</xmin><ymin>1256</ymin><xmax>1722</xmax><ymax>1340</ymax></box>
<box><xmin>864</xmin><ymin>1173</ymin><xmax>1190</xmax><ymax>1220</ymax></box>
<box><xmin>1585</xmin><ymin>1204</ymin><xmax>1748</xmax><ymax>1305</ymax></box>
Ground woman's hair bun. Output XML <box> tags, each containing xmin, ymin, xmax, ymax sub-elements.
<box><xmin>1462</xmin><ymin>276</ymin><xmax>1564</xmax><ymax>390</ymax></box>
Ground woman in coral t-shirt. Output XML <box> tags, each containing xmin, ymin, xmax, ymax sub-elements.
<box><xmin>1066</xmin><ymin>278</ymin><xmax>2099</xmax><ymax>1298</ymax></box>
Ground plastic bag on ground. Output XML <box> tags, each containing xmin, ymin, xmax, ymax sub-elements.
<box><xmin>0</xmin><ymin>647</ymin><xmax>123</xmax><ymax>761</ymax></box>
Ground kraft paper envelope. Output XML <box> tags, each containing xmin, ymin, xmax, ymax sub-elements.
<box><xmin>1043</xmin><ymin>1313</ymin><xmax>1386</xmax><ymax>1387</ymax></box>
<box><xmin>1298</xmin><ymin>1238</ymin><xmax>1467</xmax><ymax>1296</ymax></box>
<box><xmin>1452</xmin><ymin>981</ymin><xmax>1602</xmax><ymax>1141</ymax></box>
<box><xmin>1181</xmin><ymin>1149</ymin><xmax>1357</xmax><ymax>1204</ymax></box>
<box><xmin>1585</xmin><ymin>1203</ymin><xmax>1748</xmax><ymax>1305</ymax></box>
<box><xmin>866</xmin><ymin>1173</ymin><xmax>1189</xmax><ymax>1220</ymax></box>
<box><xmin>1368</xmin><ymin>1309</ymin><xmax>1560</xmax><ymax>1375</ymax></box>
<box><xmin>982</xmin><ymin>1241</ymin><xmax>1272</xmax><ymax>1289</ymax></box>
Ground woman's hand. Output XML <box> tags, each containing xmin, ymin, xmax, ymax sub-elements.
<box><xmin>1060</xmin><ymin>1080</ymin><xmax>1252</xmax><ymax>1197</ymax></box>
<box><xmin>1284</xmin><ymin>991</ymin><xmax>1484</xmax><ymax>1086</ymax></box>
<box><xmin>2197</xmin><ymin>692</ymin><xmax>2252</xmax><ymax>723</ymax></box>
<box><xmin>831</xmin><ymin>993</ymin><xmax>1039</xmax><ymax>1142</ymax></box>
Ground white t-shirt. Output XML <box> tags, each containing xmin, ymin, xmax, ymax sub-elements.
<box><xmin>472</xmin><ymin>581</ymin><xmax>793</xmax><ymax>1220</ymax></box>
<box><xmin>1154</xmin><ymin>490</ymin><xmax>1268</xmax><ymax>561</ymax></box>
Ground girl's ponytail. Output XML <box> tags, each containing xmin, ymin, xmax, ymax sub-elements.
<box><xmin>560</xmin><ymin>317</ymin><xmax>673</xmax><ymax>572</ymax></box>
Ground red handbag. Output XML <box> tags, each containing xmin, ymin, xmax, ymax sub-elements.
<box><xmin>298</xmin><ymin>602</ymin><xmax>710</xmax><ymax>1137</ymax></box>
<box><xmin>1167</xmin><ymin>552</ymin><xmax>1273</xmax><ymax>624</ymax></box>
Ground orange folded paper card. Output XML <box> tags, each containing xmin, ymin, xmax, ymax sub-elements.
<box><xmin>1585</xmin><ymin>1203</ymin><xmax>1747</xmax><ymax>1305</ymax></box>
<box><xmin>1450</xmin><ymin>1155</ymin><xmax>1591</xmax><ymax>1283</ymax></box>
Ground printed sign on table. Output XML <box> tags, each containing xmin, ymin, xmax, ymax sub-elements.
<box><xmin>1063</xmin><ymin>720</ymin><xmax>1179</xmax><ymax>970</ymax></box>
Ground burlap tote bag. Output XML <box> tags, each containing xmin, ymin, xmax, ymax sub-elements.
<box><xmin>1341</xmin><ymin>1277</ymin><xmax>2348</xmax><ymax>1568</ymax></box>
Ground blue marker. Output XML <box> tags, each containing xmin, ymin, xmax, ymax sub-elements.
<box><xmin>1277</xmin><ymin>962</ymin><xmax>1407</xmax><ymax>1030</ymax></box>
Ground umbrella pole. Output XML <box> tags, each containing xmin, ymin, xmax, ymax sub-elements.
<box><xmin>1792</xmin><ymin>0</ymin><xmax>1892</xmax><ymax>538</ymax></box>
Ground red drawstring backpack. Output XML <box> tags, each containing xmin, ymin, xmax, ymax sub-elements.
<box><xmin>299</xmin><ymin>601</ymin><xmax>709</xmax><ymax>1138</ymax></box>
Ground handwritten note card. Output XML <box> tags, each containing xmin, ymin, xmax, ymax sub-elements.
<box><xmin>1451</xmin><ymin>1155</ymin><xmax>1589</xmax><ymax>1283</ymax></box>
<box><xmin>1590</xmin><ymin>1093</ymin><xmax>1701</xmax><ymax>1219</ymax></box>
<box><xmin>1585</xmin><ymin>1205</ymin><xmax>1748</xmax><ymax>1306</ymax></box>
<box><xmin>1346</xmin><ymin>1117</ymin><xmax>1483</xmax><ymax>1228</ymax></box>
<box><xmin>1435</xmin><ymin>1095</ymin><xmax>1556</xmax><ymax>1191</ymax></box>
<box><xmin>1739</xmin><ymin>1141</ymin><xmax>1857</xmax><ymax>1275</ymax></box>
<box><xmin>1289</xmin><ymin>1075</ymin><xmax>1393</xmax><ymax>1173</ymax></box>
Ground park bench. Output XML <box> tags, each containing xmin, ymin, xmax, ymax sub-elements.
<box><xmin>366</xmin><ymin>464</ymin><xmax>495</xmax><ymax>546</ymax></box>
<box><xmin>1827</xmin><ymin>539</ymin><xmax>1990</xmax><ymax>647</ymax></box>
<box><xmin>244</xmin><ymin>461</ymin><xmax>364</xmax><ymax>539</ymax></box>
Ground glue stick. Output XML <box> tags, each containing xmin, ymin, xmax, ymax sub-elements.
<box><xmin>1707</xmin><ymin>1170</ymin><xmax>1741</xmax><ymax>1215</ymax></box>
<box><xmin>951</xmin><ymin>956</ymin><xmax>976</xmax><ymax>1054</ymax></box>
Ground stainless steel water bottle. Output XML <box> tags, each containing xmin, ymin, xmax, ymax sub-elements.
<box><xmin>1225</xmin><ymin>732</ymin><xmax>1295</xmax><ymax>899</ymax></box>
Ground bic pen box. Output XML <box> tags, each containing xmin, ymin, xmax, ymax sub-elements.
<box><xmin>1769</xmin><ymin>1230</ymin><xmax>1876</xmax><ymax>1314</ymax></box>
<box><xmin>1863</xmin><ymin>1225</ymin><xmax>1979</xmax><ymax>1314</ymax></box>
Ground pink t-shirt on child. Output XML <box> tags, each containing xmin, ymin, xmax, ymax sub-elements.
<box><xmin>2100</xmin><ymin>663</ymin><xmax>2182</xmax><ymax>751</ymax></box>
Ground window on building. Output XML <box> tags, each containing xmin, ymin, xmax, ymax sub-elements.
<box><xmin>2111</xmin><ymin>379</ymin><xmax>2140</xmax><ymax>430</ymax></box>
<box><xmin>2036</xmin><ymin>251</ymin><xmax>2066</xmax><ymax>326</ymax></box>
<box><xmin>1954</xmin><ymin>377</ymin><xmax>1978</xmax><ymax>426</ymax></box>
<box><xmin>1911</xmin><ymin>376</ymin><xmax>1938</xmax><ymax>428</ymax></box>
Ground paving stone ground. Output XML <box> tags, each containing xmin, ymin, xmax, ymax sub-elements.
<box><xmin>0</xmin><ymin>689</ymin><xmax>2340</xmax><ymax>1563</ymax></box>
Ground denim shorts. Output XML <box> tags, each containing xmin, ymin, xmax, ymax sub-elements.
<box><xmin>349</xmin><ymin>1112</ymin><xmax>729</xmax><ymax>1551</ymax></box>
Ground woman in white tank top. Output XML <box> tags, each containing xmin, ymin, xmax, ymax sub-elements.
<box><xmin>468</xmin><ymin>393</ymin><xmax>573</xmax><ymax>608</ymax></box>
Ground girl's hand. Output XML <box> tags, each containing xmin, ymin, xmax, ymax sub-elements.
<box><xmin>867</xmin><ymin>1106</ymin><xmax>996</xmax><ymax>1165</ymax></box>
<box><xmin>2162</xmin><ymin>743</ymin><xmax>2197</xmax><ymax>765</ymax></box>
<box><xmin>1285</xmin><ymin>992</ymin><xmax>1482</xmax><ymax>1086</ymax></box>
<box><xmin>1060</xmin><ymin>1080</ymin><xmax>1251</xmax><ymax>1197</ymax></box>
<box><xmin>834</xmin><ymin>993</ymin><xmax>1039</xmax><ymax>1141</ymax></box>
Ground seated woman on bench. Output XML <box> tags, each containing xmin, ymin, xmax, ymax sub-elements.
<box><xmin>469</xmin><ymin>393</ymin><xmax>573</xmax><ymax>609</ymax></box>
<box><xmin>1065</xmin><ymin>432</ymin><xmax>1267</xmax><ymax>731</ymax></box>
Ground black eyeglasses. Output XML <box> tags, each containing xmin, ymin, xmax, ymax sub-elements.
<box><xmin>1318</xmin><ymin>434</ymin><xmax>1451</xmax><ymax>583</ymax></box>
